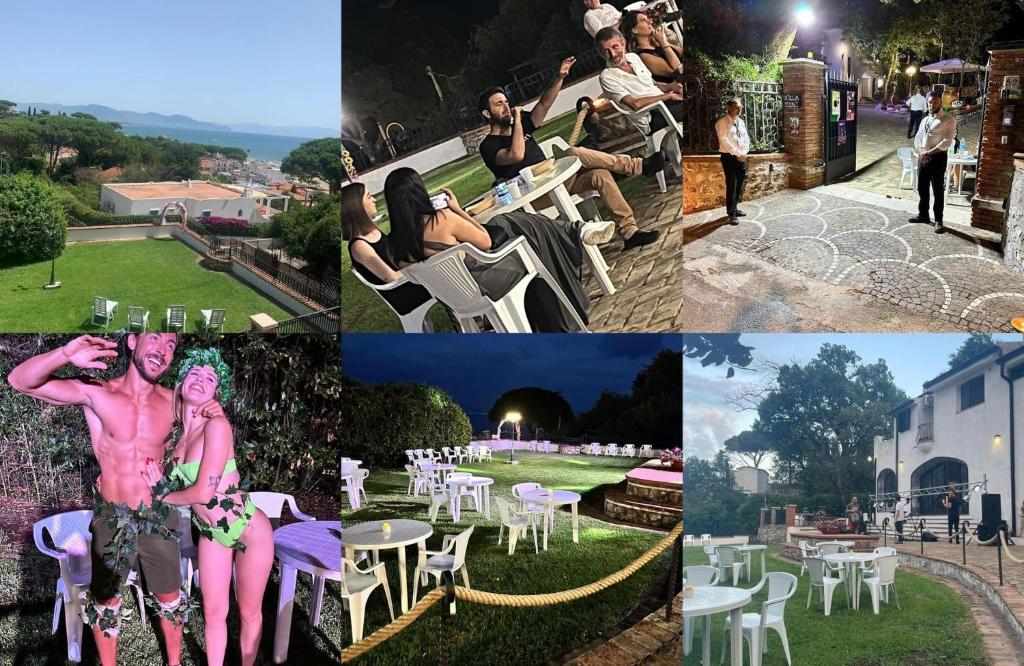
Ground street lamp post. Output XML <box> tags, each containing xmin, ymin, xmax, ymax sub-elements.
<box><xmin>43</xmin><ymin>227</ymin><xmax>62</xmax><ymax>289</ymax></box>
<box><xmin>905</xmin><ymin>65</ymin><xmax>917</xmax><ymax>96</ymax></box>
<box><xmin>505</xmin><ymin>411</ymin><xmax>521</xmax><ymax>465</ymax></box>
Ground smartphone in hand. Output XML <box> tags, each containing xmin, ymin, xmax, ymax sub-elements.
<box><xmin>430</xmin><ymin>193</ymin><xmax>449</xmax><ymax>211</ymax></box>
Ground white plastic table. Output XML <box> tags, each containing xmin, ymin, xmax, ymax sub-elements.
<box><xmin>342</xmin><ymin>519</ymin><xmax>433</xmax><ymax>613</ymax></box>
<box><xmin>468</xmin><ymin>476</ymin><xmax>494</xmax><ymax>519</ymax></box>
<box><xmin>521</xmin><ymin>489</ymin><xmax>582</xmax><ymax>550</ymax></box>
<box><xmin>273</xmin><ymin>521</ymin><xmax>341</xmax><ymax>663</ymax></box>
<box><xmin>945</xmin><ymin>155</ymin><xmax>978</xmax><ymax>204</ymax></box>
<box><xmin>737</xmin><ymin>544</ymin><xmax>767</xmax><ymax>582</ymax></box>
<box><xmin>823</xmin><ymin>552</ymin><xmax>877</xmax><ymax>611</ymax></box>
<box><xmin>424</xmin><ymin>462</ymin><xmax>456</xmax><ymax>483</ymax></box>
<box><xmin>445</xmin><ymin>475</ymin><xmax>494</xmax><ymax>522</ymax></box>
<box><xmin>816</xmin><ymin>540</ymin><xmax>855</xmax><ymax>550</ymax></box>
<box><xmin>476</xmin><ymin>156</ymin><xmax>615</xmax><ymax>296</ymax></box>
<box><xmin>683</xmin><ymin>586</ymin><xmax>751</xmax><ymax>666</ymax></box>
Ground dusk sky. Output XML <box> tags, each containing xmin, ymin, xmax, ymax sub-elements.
<box><xmin>343</xmin><ymin>334</ymin><xmax>680</xmax><ymax>432</ymax></box>
<box><xmin>684</xmin><ymin>333</ymin><xmax>1022</xmax><ymax>461</ymax></box>
<box><xmin>1</xmin><ymin>0</ymin><xmax>340</xmax><ymax>129</ymax></box>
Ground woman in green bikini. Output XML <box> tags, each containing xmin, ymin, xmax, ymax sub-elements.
<box><xmin>142</xmin><ymin>349</ymin><xmax>274</xmax><ymax>666</ymax></box>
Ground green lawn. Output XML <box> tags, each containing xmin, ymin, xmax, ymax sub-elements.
<box><xmin>342</xmin><ymin>453</ymin><xmax>673</xmax><ymax>665</ymax></box>
<box><xmin>682</xmin><ymin>548</ymin><xmax>987</xmax><ymax>665</ymax></box>
<box><xmin>0</xmin><ymin>239</ymin><xmax>293</xmax><ymax>332</ymax></box>
<box><xmin>0</xmin><ymin>550</ymin><xmax>340</xmax><ymax>665</ymax></box>
<box><xmin>341</xmin><ymin>111</ymin><xmax>649</xmax><ymax>333</ymax></box>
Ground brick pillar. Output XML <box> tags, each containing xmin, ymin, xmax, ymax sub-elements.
<box><xmin>759</xmin><ymin>508</ymin><xmax>768</xmax><ymax>529</ymax></box>
<box><xmin>973</xmin><ymin>45</ymin><xmax>1024</xmax><ymax>233</ymax></box>
<box><xmin>785</xmin><ymin>504</ymin><xmax>797</xmax><ymax>527</ymax></box>
<box><xmin>782</xmin><ymin>58</ymin><xmax>826</xmax><ymax>189</ymax></box>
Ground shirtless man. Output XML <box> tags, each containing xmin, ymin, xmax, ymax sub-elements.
<box><xmin>8</xmin><ymin>333</ymin><xmax>216</xmax><ymax>666</ymax></box>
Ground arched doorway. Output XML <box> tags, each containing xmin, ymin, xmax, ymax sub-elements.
<box><xmin>876</xmin><ymin>468</ymin><xmax>896</xmax><ymax>496</ymax></box>
<box><xmin>911</xmin><ymin>457</ymin><xmax>969</xmax><ymax>515</ymax></box>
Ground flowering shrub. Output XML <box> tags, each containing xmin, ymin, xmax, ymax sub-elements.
<box><xmin>660</xmin><ymin>447</ymin><xmax>683</xmax><ymax>469</ymax></box>
<box><xmin>189</xmin><ymin>216</ymin><xmax>260</xmax><ymax>237</ymax></box>
<box><xmin>815</xmin><ymin>518</ymin><xmax>850</xmax><ymax>535</ymax></box>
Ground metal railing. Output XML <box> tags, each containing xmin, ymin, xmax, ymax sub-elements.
<box><xmin>735</xmin><ymin>80</ymin><xmax>783</xmax><ymax>153</ymax></box>
<box><xmin>275</xmin><ymin>307</ymin><xmax>340</xmax><ymax>334</ymax></box>
<box><xmin>680</xmin><ymin>77</ymin><xmax>782</xmax><ymax>154</ymax></box>
<box><xmin>917</xmin><ymin>421</ymin><xmax>934</xmax><ymax>443</ymax></box>
<box><xmin>229</xmin><ymin>242</ymin><xmax>339</xmax><ymax>309</ymax></box>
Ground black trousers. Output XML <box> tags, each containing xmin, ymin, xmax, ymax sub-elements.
<box><xmin>908</xmin><ymin>110</ymin><xmax>924</xmax><ymax>138</ymax></box>
<box><xmin>895</xmin><ymin>520</ymin><xmax>905</xmax><ymax>542</ymax></box>
<box><xmin>948</xmin><ymin>512</ymin><xmax>960</xmax><ymax>541</ymax></box>
<box><xmin>720</xmin><ymin>153</ymin><xmax>748</xmax><ymax>216</ymax></box>
<box><xmin>918</xmin><ymin>152</ymin><xmax>947</xmax><ymax>224</ymax></box>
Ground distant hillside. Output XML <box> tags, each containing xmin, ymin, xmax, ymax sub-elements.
<box><xmin>18</xmin><ymin>103</ymin><xmax>230</xmax><ymax>130</ymax></box>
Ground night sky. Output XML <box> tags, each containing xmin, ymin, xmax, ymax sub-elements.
<box><xmin>342</xmin><ymin>334</ymin><xmax>681</xmax><ymax>431</ymax></box>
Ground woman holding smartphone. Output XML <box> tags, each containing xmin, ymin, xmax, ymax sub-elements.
<box><xmin>384</xmin><ymin>167</ymin><xmax>596</xmax><ymax>332</ymax></box>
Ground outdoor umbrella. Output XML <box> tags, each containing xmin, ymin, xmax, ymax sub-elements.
<box><xmin>919</xmin><ymin>58</ymin><xmax>982</xmax><ymax>74</ymax></box>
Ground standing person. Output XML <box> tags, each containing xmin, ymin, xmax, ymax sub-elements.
<box><xmin>894</xmin><ymin>494</ymin><xmax>907</xmax><ymax>543</ymax></box>
<box><xmin>7</xmin><ymin>334</ymin><xmax>215</xmax><ymax>666</ymax></box>
<box><xmin>910</xmin><ymin>92</ymin><xmax>956</xmax><ymax>233</ymax></box>
<box><xmin>715</xmin><ymin>99</ymin><xmax>750</xmax><ymax>224</ymax></box>
<box><xmin>143</xmin><ymin>349</ymin><xmax>274</xmax><ymax>666</ymax></box>
<box><xmin>943</xmin><ymin>485</ymin><xmax>964</xmax><ymax>544</ymax></box>
<box><xmin>582</xmin><ymin>0</ymin><xmax>622</xmax><ymax>38</ymax></box>
<box><xmin>906</xmin><ymin>86</ymin><xmax>929</xmax><ymax>138</ymax></box>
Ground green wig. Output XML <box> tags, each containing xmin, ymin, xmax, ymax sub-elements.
<box><xmin>175</xmin><ymin>347</ymin><xmax>234</xmax><ymax>405</ymax></box>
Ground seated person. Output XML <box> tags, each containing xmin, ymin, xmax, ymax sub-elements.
<box><xmin>385</xmin><ymin>167</ymin><xmax>596</xmax><ymax>332</ymax></box>
<box><xmin>582</xmin><ymin>0</ymin><xmax>622</xmax><ymax>38</ymax></box>
<box><xmin>478</xmin><ymin>57</ymin><xmax>664</xmax><ymax>251</ymax></box>
<box><xmin>620</xmin><ymin>11</ymin><xmax>682</xmax><ymax>84</ymax></box>
<box><xmin>596</xmin><ymin>26</ymin><xmax>684</xmax><ymax>137</ymax></box>
<box><xmin>342</xmin><ymin>181</ymin><xmax>437</xmax><ymax>324</ymax></box>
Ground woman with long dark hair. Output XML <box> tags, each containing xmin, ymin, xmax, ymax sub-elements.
<box><xmin>342</xmin><ymin>181</ymin><xmax>436</xmax><ymax>326</ymax></box>
<box><xmin>384</xmin><ymin>167</ymin><xmax>598</xmax><ymax>332</ymax></box>
<box><xmin>620</xmin><ymin>11</ymin><xmax>682</xmax><ymax>85</ymax></box>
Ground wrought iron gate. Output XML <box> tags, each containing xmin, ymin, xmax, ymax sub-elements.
<box><xmin>823</xmin><ymin>76</ymin><xmax>858</xmax><ymax>183</ymax></box>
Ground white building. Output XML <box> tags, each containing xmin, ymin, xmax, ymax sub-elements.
<box><xmin>873</xmin><ymin>343</ymin><xmax>1024</xmax><ymax>534</ymax></box>
<box><xmin>822</xmin><ymin>27</ymin><xmax>882</xmax><ymax>100</ymax></box>
<box><xmin>733</xmin><ymin>466</ymin><xmax>769</xmax><ymax>495</ymax></box>
<box><xmin>101</xmin><ymin>180</ymin><xmax>260</xmax><ymax>221</ymax></box>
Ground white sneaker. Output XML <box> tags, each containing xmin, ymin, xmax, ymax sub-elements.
<box><xmin>581</xmin><ymin>220</ymin><xmax>616</xmax><ymax>245</ymax></box>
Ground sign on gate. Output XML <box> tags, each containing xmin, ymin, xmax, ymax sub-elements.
<box><xmin>824</xmin><ymin>76</ymin><xmax>858</xmax><ymax>183</ymax></box>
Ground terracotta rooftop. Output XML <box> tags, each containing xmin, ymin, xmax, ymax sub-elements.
<box><xmin>105</xmin><ymin>181</ymin><xmax>245</xmax><ymax>201</ymax></box>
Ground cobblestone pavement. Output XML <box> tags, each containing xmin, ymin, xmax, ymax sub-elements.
<box><xmin>684</xmin><ymin>188</ymin><xmax>1024</xmax><ymax>331</ymax></box>
<box><xmin>588</xmin><ymin>175</ymin><xmax>683</xmax><ymax>332</ymax></box>
<box><xmin>847</xmin><ymin>105</ymin><xmax>981</xmax><ymax>214</ymax></box>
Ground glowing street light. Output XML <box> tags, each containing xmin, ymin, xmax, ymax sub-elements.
<box><xmin>794</xmin><ymin>2</ymin><xmax>815</xmax><ymax>27</ymax></box>
<box><xmin>505</xmin><ymin>411</ymin><xmax>522</xmax><ymax>464</ymax></box>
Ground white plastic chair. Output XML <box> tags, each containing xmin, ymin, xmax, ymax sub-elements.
<box><xmin>447</xmin><ymin>472</ymin><xmax>478</xmax><ymax>521</ymax></box>
<box><xmin>401</xmin><ymin>238</ymin><xmax>589</xmax><ymax>333</ymax></box>
<box><xmin>897</xmin><ymin>147</ymin><xmax>917</xmax><ymax>189</ymax></box>
<box><xmin>703</xmin><ymin>543</ymin><xmax>720</xmax><ymax>568</ymax></box>
<box><xmin>412</xmin><ymin>525</ymin><xmax>474</xmax><ymax>612</ymax></box>
<box><xmin>453</xmin><ymin>446</ymin><xmax>468</xmax><ymax>464</ymax></box>
<box><xmin>805</xmin><ymin>557</ymin><xmax>843</xmax><ymax>616</ymax></box>
<box><xmin>466</xmin><ymin>444</ymin><xmax>478</xmax><ymax>462</ymax></box>
<box><xmin>621</xmin><ymin>444</ymin><xmax>636</xmax><ymax>457</ymax></box>
<box><xmin>606</xmin><ymin>443</ymin><xmax>619</xmax><ymax>457</ymax></box>
<box><xmin>527</xmin><ymin>440</ymin><xmax>538</xmax><ymax>452</ymax></box>
<box><xmin>700</xmin><ymin>533</ymin><xmax>712</xmax><ymax>546</ymax></box>
<box><xmin>606</xmin><ymin>98</ymin><xmax>682</xmax><ymax>194</ymax></box>
<box><xmin>92</xmin><ymin>297</ymin><xmax>118</xmax><ymax>329</ymax></box>
<box><xmin>200</xmin><ymin>308</ymin><xmax>226</xmax><ymax>332</ymax></box>
<box><xmin>721</xmin><ymin>572</ymin><xmax>798</xmax><ymax>666</ymax></box>
<box><xmin>428</xmin><ymin>478</ymin><xmax>453</xmax><ymax>523</ymax></box>
<box><xmin>249</xmin><ymin>492</ymin><xmax>316</xmax><ymax>529</ymax></box>
<box><xmin>861</xmin><ymin>554</ymin><xmax>900</xmax><ymax>614</ymax></box>
<box><xmin>639</xmin><ymin>444</ymin><xmax>653</xmax><ymax>458</ymax></box>
<box><xmin>404</xmin><ymin>449</ymin><xmax>416</xmax><ymax>464</ymax></box>
<box><xmin>413</xmin><ymin>448</ymin><xmax>426</xmax><ymax>460</ymax></box>
<box><xmin>683</xmin><ymin>534</ymin><xmax>695</xmax><ymax>548</ymax></box>
<box><xmin>589</xmin><ymin>442</ymin><xmax>602</xmax><ymax>456</ymax></box>
<box><xmin>682</xmin><ymin>565</ymin><xmax>721</xmax><ymax>657</ymax></box>
<box><xmin>165</xmin><ymin>305</ymin><xmax>187</xmax><ymax>331</ymax></box>
<box><xmin>715</xmin><ymin>546</ymin><xmax>746</xmax><ymax>586</ymax></box>
<box><xmin>798</xmin><ymin>540</ymin><xmax>819</xmax><ymax>576</ymax></box>
<box><xmin>350</xmin><ymin>268</ymin><xmax>457</xmax><ymax>333</ymax></box>
<box><xmin>495</xmin><ymin>497</ymin><xmax>539</xmax><ymax>555</ymax></box>
<box><xmin>478</xmin><ymin>444</ymin><xmax>492</xmax><ymax>462</ymax></box>
<box><xmin>442</xmin><ymin>447</ymin><xmax>457</xmax><ymax>465</ymax></box>
<box><xmin>127</xmin><ymin>306</ymin><xmax>149</xmax><ymax>332</ymax></box>
<box><xmin>341</xmin><ymin>557</ymin><xmax>395</xmax><ymax>643</ymax></box>
<box><xmin>862</xmin><ymin>546</ymin><xmax>898</xmax><ymax>575</ymax></box>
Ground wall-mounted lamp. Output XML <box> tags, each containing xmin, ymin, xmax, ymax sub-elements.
<box><xmin>994</xmin><ymin>434</ymin><xmax>1003</xmax><ymax>447</ymax></box>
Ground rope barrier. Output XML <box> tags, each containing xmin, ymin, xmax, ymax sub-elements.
<box><xmin>341</xmin><ymin>522</ymin><xmax>682</xmax><ymax>661</ymax></box>
<box><xmin>567</xmin><ymin>98</ymin><xmax>593</xmax><ymax>148</ymax></box>
<box><xmin>1000</xmin><ymin>530</ymin><xmax>1023</xmax><ymax>563</ymax></box>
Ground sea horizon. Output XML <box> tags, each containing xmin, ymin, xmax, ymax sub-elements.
<box><xmin>120</xmin><ymin>125</ymin><xmax>325</xmax><ymax>162</ymax></box>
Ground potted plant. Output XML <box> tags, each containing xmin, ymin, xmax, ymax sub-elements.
<box><xmin>660</xmin><ymin>447</ymin><xmax>683</xmax><ymax>472</ymax></box>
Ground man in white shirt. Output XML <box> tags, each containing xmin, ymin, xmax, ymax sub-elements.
<box><xmin>715</xmin><ymin>99</ymin><xmax>751</xmax><ymax>223</ymax></box>
<box><xmin>906</xmin><ymin>86</ymin><xmax>928</xmax><ymax>138</ymax></box>
<box><xmin>911</xmin><ymin>92</ymin><xmax>956</xmax><ymax>232</ymax></box>
<box><xmin>596</xmin><ymin>27</ymin><xmax>684</xmax><ymax>137</ymax></box>
<box><xmin>583</xmin><ymin>0</ymin><xmax>622</xmax><ymax>38</ymax></box>
<box><xmin>894</xmin><ymin>494</ymin><xmax>909</xmax><ymax>543</ymax></box>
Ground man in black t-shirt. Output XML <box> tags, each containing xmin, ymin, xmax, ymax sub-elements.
<box><xmin>944</xmin><ymin>486</ymin><xmax>964</xmax><ymax>544</ymax></box>
<box><xmin>477</xmin><ymin>57</ymin><xmax>665</xmax><ymax>251</ymax></box>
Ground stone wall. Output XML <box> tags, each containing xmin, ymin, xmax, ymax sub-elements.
<box><xmin>757</xmin><ymin>526</ymin><xmax>789</xmax><ymax>545</ymax></box>
<box><xmin>625</xmin><ymin>480</ymin><xmax>682</xmax><ymax>506</ymax></box>
<box><xmin>603</xmin><ymin>496</ymin><xmax>679</xmax><ymax>530</ymax></box>
<box><xmin>1004</xmin><ymin>154</ymin><xmax>1024</xmax><ymax>272</ymax></box>
<box><xmin>683</xmin><ymin>153</ymin><xmax>790</xmax><ymax>213</ymax></box>
<box><xmin>973</xmin><ymin>46</ymin><xmax>1024</xmax><ymax>233</ymax></box>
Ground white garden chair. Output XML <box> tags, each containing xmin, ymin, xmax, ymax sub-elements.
<box><xmin>478</xmin><ymin>444</ymin><xmax>493</xmax><ymax>462</ymax></box>
<box><xmin>453</xmin><ymin>446</ymin><xmax>468</xmax><ymax>464</ymax></box>
<box><xmin>447</xmin><ymin>472</ymin><xmax>478</xmax><ymax>521</ymax></box>
<box><xmin>861</xmin><ymin>554</ymin><xmax>900</xmax><ymax>614</ymax></box>
<box><xmin>589</xmin><ymin>442</ymin><xmax>602</xmax><ymax>456</ymax></box>
<box><xmin>605</xmin><ymin>443</ymin><xmax>619</xmax><ymax>457</ymax></box>
<box><xmin>527</xmin><ymin>440</ymin><xmax>538</xmax><ymax>452</ymax></box>
<box><xmin>511</xmin><ymin>482</ymin><xmax>545</xmax><ymax>518</ymax></box>
<box><xmin>413</xmin><ymin>448</ymin><xmax>426</xmax><ymax>460</ymax></box>
<box><xmin>621</xmin><ymin>444</ymin><xmax>636</xmax><ymax>458</ymax></box>
<box><xmin>341</xmin><ymin>557</ymin><xmax>395</xmax><ymax>643</ymax></box>
<box><xmin>412</xmin><ymin>525</ymin><xmax>474</xmax><ymax>612</ymax></box>
<box><xmin>428</xmin><ymin>479</ymin><xmax>453</xmax><ymax>523</ymax></box>
<box><xmin>249</xmin><ymin>492</ymin><xmax>316</xmax><ymax>529</ymax></box>
<box><xmin>165</xmin><ymin>305</ymin><xmax>187</xmax><ymax>331</ymax></box>
<box><xmin>426</xmin><ymin>448</ymin><xmax>440</xmax><ymax>462</ymax></box>
<box><xmin>404</xmin><ymin>449</ymin><xmax>416</xmax><ymax>464</ymax></box>
<box><xmin>805</xmin><ymin>557</ymin><xmax>844</xmax><ymax>616</ymax></box>
<box><xmin>350</xmin><ymin>268</ymin><xmax>453</xmax><ymax>333</ymax></box>
<box><xmin>683</xmin><ymin>534</ymin><xmax>695</xmax><ymax>548</ymax></box>
<box><xmin>639</xmin><ymin>444</ymin><xmax>653</xmax><ymax>458</ymax></box>
<box><xmin>466</xmin><ymin>444</ymin><xmax>478</xmax><ymax>462</ymax></box>
<box><xmin>606</xmin><ymin>98</ymin><xmax>682</xmax><ymax>193</ymax></box>
<box><xmin>798</xmin><ymin>540</ymin><xmax>819</xmax><ymax>576</ymax></box>
<box><xmin>700</xmin><ymin>533</ymin><xmax>712</xmax><ymax>546</ymax></box>
<box><xmin>897</xmin><ymin>147</ymin><xmax>918</xmax><ymax>189</ymax></box>
<box><xmin>862</xmin><ymin>546</ymin><xmax>898</xmax><ymax>575</ymax></box>
<box><xmin>715</xmin><ymin>546</ymin><xmax>746</xmax><ymax>586</ymax></box>
<box><xmin>200</xmin><ymin>308</ymin><xmax>226</xmax><ymax>332</ymax></box>
<box><xmin>682</xmin><ymin>565</ymin><xmax>720</xmax><ymax>657</ymax></box>
<box><xmin>703</xmin><ymin>543</ymin><xmax>720</xmax><ymax>568</ymax></box>
<box><xmin>126</xmin><ymin>306</ymin><xmax>149</xmax><ymax>332</ymax></box>
<box><xmin>401</xmin><ymin>238</ymin><xmax>589</xmax><ymax>333</ymax></box>
<box><xmin>495</xmin><ymin>497</ymin><xmax>539</xmax><ymax>555</ymax></box>
<box><xmin>441</xmin><ymin>447</ymin><xmax>457</xmax><ymax>465</ymax></box>
<box><xmin>91</xmin><ymin>297</ymin><xmax>118</xmax><ymax>330</ymax></box>
<box><xmin>721</xmin><ymin>572</ymin><xmax>798</xmax><ymax>666</ymax></box>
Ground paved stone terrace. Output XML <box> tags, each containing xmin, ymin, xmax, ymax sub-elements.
<box><xmin>588</xmin><ymin>175</ymin><xmax>683</xmax><ymax>332</ymax></box>
<box><xmin>684</xmin><ymin>188</ymin><xmax>1024</xmax><ymax>331</ymax></box>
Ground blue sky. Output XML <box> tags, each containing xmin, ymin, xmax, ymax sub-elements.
<box><xmin>684</xmin><ymin>333</ymin><xmax>1022</xmax><ymax>461</ymax></box>
<box><xmin>0</xmin><ymin>0</ymin><xmax>340</xmax><ymax>128</ymax></box>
